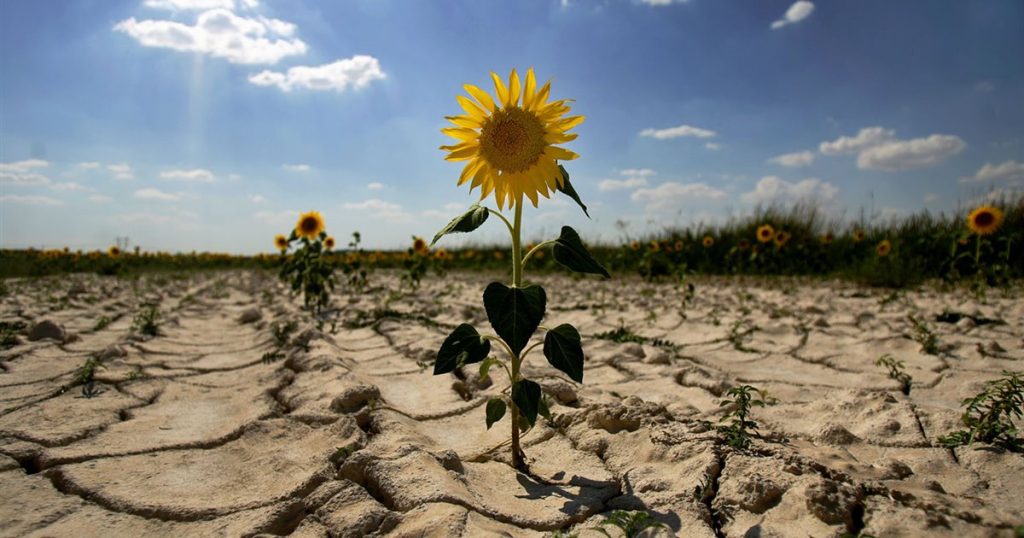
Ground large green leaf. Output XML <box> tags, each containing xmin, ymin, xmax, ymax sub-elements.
<box><xmin>485</xmin><ymin>398</ymin><xmax>506</xmax><ymax>429</ymax></box>
<box><xmin>433</xmin><ymin>323</ymin><xmax>491</xmax><ymax>375</ymax></box>
<box><xmin>555</xmin><ymin>165</ymin><xmax>589</xmax><ymax>218</ymax></box>
<box><xmin>511</xmin><ymin>378</ymin><xmax>542</xmax><ymax>426</ymax></box>
<box><xmin>431</xmin><ymin>203</ymin><xmax>489</xmax><ymax>246</ymax></box>
<box><xmin>483</xmin><ymin>282</ymin><xmax>546</xmax><ymax>356</ymax></box>
<box><xmin>553</xmin><ymin>226</ymin><xmax>610</xmax><ymax>278</ymax></box>
<box><xmin>543</xmin><ymin>323</ymin><xmax>585</xmax><ymax>383</ymax></box>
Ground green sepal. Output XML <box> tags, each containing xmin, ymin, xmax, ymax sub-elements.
<box><xmin>511</xmin><ymin>378</ymin><xmax>542</xmax><ymax>426</ymax></box>
<box><xmin>553</xmin><ymin>226</ymin><xmax>610</xmax><ymax>278</ymax></box>
<box><xmin>482</xmin><ymin>282</ymin><xmax>546</xmax><ymax>357</ymax></box>
<box><xmin>433</xmin><ymin>323</ymin><xmax>491</xmax><ymax>375</ymax></box>
<box><xmin>543</xmin><ymin>323</ymin><xmax>585</xmax><ymax>383</ymax></box>
<box><xmin>485</xmin><ymin>398</ymin><xmax>506</xmax><ymax>429</ymax></box>
<box><xmin>431</xmin><ymin>203</ymin><xmax>489</xmax><ymax>246</ymax></box>
<box><xmin>556</xmin><ymin>165</ymin><xmax>589</xmax><ymax>218</ymax></box>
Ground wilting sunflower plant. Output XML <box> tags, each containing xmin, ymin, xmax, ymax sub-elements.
<box><xmin>432</xmin><ymin>68</ymin><xmax>609</xmax><ymax>471</ymax></box>
<box><xmin>401</xmin><ymin>236</ymin><xmax>431</xmax><ymax>291</ymax></box>
<box><xmin>277</xmin><ymin>211</ymin><xmax>337</xmax><ymax>326</ymax></box>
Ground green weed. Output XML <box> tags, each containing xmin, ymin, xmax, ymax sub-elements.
<box><xmin>939</xmin><ymin>370</ymin><xmax>1023</xmax><ymax>452</ymax></box>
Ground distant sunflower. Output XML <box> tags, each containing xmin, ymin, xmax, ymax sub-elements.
<box><xmin>674</xmin><ymin>240</ymin><xmax>684</xmax><ymax>251</ymax></box>
<box><xmin>274</xmin><ymin>234</ymin><xmax>288</xmax><ymax>251</ymax></box>
<box><xmin>702</xmin><ymin>236</ymin><xmax>714</xmax><ymax>248</ymax></box>
<box><xmin>738</xmin><ymin>239</ymin><xmax>750</xmax><ymax>250</ymax></box>
<box><xmin>412</xmin><ymin>236</ymin><xmax>428</xmax><ymax>255</ymax></box>
<box><xmin>756</xmin><ymin>224</ymin><xmax>775</xmax><ymax>243</ymax></box>
<box><xmin>649</xmin><ymin>240</ymin><xmax>661</xmax><ymax>252</ymax></box>
<box><xmin>774</xmin><ymin>230</ymin><xmax>791</xmax><ymax>247</ymax></box>
<box><xmin>821</xmin><ymin>232</ymin><xmax>834</xmax><ymax>245</ymax></box>
<box><xmin>440</xmin><ymin>68</ymin><xmax>583</xmax><ymax>210</ymax></box>
<box><xmin>630</xmin><ymin>241</ymin><xmax>640</xmax><ymax>251</ymax></box>
<box><xmin>876</xmin><ymin>239</ymin><xmax>892</xmax><ymax>257</ymax></box>
<box><xmin>966</xmin><ymin>205</ymin><xmax>1004</xmax><ymax>235</ymax></box>
<box><xmin>435</xmin><ymin>248</ymin><xmax>450</xmax><ymax>261</ymax></box>
<box><xmin>324</xmin><ymin>236</ymin><xmax>336</xmax><ymax>250</ymax></box>
<box><xmin>295</xmin><ymin>211</ymin><xmax>325</xmax><ymax>240</ymax></box>
<box><xmin>852</xmin><ymin>230</ymin><xmax>866</xmax><ymax>243</ymax></box>
<box><xmin>108</xmin><ymin>246</ymin><xmax>120</xmax><ymax>257</ymax></box>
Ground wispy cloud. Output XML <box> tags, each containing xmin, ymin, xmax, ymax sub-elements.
<box><xmin>960</xmin><ymin>160</ymin><xmax>1024</xmax><ymax>183</ymax></box>
<box><xmin>599</xmin><ymin>169</ymin><xmax>655</xmax><ymax>192</ymax></box>
<box><xmin>160</xmin><ymin>168</ymin><xmax>216</xmax><ymax>182</ymax></box>
<box><xmin>0</xmin><ymin>159</ymin><xmax>50</xmax><ymax>186</ymax></box>
<box><xmin>367</xmin><ymin>182</ymin><xmax>385</xmax><ymax>190</ymax></box>
<box><xmin>108</xmin><ymin>163</ymin><xmax>135</xmax><ymax>180</ymax></box>
<box><xmin>740</xmin><ymin>176</ymin><xmax>838</xmax><ymax>205</ymax></box>
<box><xmin>134</xmin><ymin>187</ymin><xmax>179</xmax><ymax>201</ymax></box>
<box><xmin>639</xmin><ymin>124</ymin><xmax>716</xmax><ymax>140</ymax></box>
<box><xmin>282</xmin><ymin>163</ymin><xmax>312</xmax><ymax>172</ymax></box>
<box><xmin>631</xmin><ymin>181</ymin><xmax>726</xmax><ymax>211</ymax></box>
<box><xmin>820</xmin><ymin>127</ymin><xmax>965</xmax><ymax>171</ymax></box>
<box><xmin>768</xmin><ymin>150</ymin><xmax>814</xmax><ymax>168</ymax></box>
<box><xmin>0</xmin><ymin>194</ymin><xmax>64</xmax><ymax>206</ymax></box>
<box><xmin>343</xmin><ymin>198</ymin><xmax>409</xmax><ymax>222</ymax></box>
<box><xmin>771</xmin><ymin>1</ymin><xmax>815</xmax><ymax>30</ymax></box>
<box><xmin>249</xmin><ymin>55</ymin><xmax>386</xmax><ymax>92</ymax></box>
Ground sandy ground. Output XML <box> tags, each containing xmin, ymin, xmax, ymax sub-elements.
<box><xmin>0</xmin><ymin>270</ymin><xmax>1021</xmax><ymax>537</ymax></box>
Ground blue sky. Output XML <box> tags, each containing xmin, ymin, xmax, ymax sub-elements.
<box><xmin>1</xmin><ymin>0</ymin><xmax>1022</xmax><ymax>253</ymax></box>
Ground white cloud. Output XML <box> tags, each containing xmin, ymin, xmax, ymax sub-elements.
<box><xmin>631</xmin><ymin>182</ymin><xmax>727</xmax><ymax>211</ymax></box>
<box><xmin>618</xmin><ymin>168</ymin><xmax>656</xmax><ymax>177</ymax></box>
<box><xmin>771</xmin><ymin>1</ymin><xmax>815</xmax><ymax>30</ymax></box>
<box><xmin>0</xmin><ymin>159</ymin><xmax>51</xmax><ymax>187</ymax></box>
<box><xmin>249</xmin><ymin>55</ymin><xmax>386</xmax><ymax>92</ymax></box>
<box><xmin>248</xmin><ymin>194</ymin><xmax>266</xmax><ymax>204</ymax></box>
<box><xmin>343</xmin><ymin>198</ymin><xmax>410</xmax><ymax>222</ymax></box>
<box><xmin>253</xmin><ymin>209</ymin><xmax>296</xmax><ymax>225</ymax></box>
<box><xmin>367</xmin><ymin>182</ymin><xmax>385</xmax><ymax>190</ymax></box>
<box><xmin>89</xmin><ymin>195</ymin><xmax>113</xmax><ymax>203</ymax></box>
<box><xmin>0</xmin><ymin>194</ymin><xmax>63</xmax><ymax>206</ymax></box>
<box><xmin>114</xmin><ymin>8</ymin><xmax>306</xmax><ymax>65</ymax></box>
<box><xmin>108</xmin><ymin>163</ymin><xmax>134</xmax><ymax>180</ymax></box>
<box><xmin>160</xmin><ymin>168</ymin><xmax>216</xmax><ymax>182</ymax></box>
<box><xmin>705</xmin><ymin>142</ymin><xmax>721</xmax><ymax>151</ymax></box>
<box><xmin>968</xmin><ymin>187</ymin><xmax>1023</xmax><ymax>206</ymax></box>
<box><xmin>134</xmin><ymin>188</ymin><xmax>180</xmax><ymax>201</ymax></box>
<box><xmin>143</xmin><ymin>0</ymin><xmax>235</xmax><ymax>10</ymax></box>
<box><xmin>819</xmin><ymin>127</ymin><xmax>895</xmax><ymax>155</ymax></box>
<box><xmin>49</xmin><ymin>182</ymin><xmax>92</xmax><ymax>192</ymax></box>
<box><xmin>639</xmin><ymin>0</ymin><xmax>690</xmax><ymax>5</ymax></box>
<box><xmin>78</xmin><ymin>161</ymin><xmax>101</xmax><ymax>169</ymax></box>
<box><xmin>974</xmin><ymin>81</ymin><xmax>995</xmax><ymax>93</ymax></box>
<box><xmin>740</xmin><ymin>176</ymin><xmax>838</xmax><ymax>205</ymax></box>
<box><xmin>960</xmin><ymin>160</ymin><xmax>1024</xmax><ymax>183</ymax></box>
<box><xmin>282</xmin><ymin>163</ymin><xmax>311</xmax><ymax>172</ymax></box>
<box><xmin>599</xmin><ymin>177</ymin><xmax>648</xmax><ymax>192</ymax></box>
<box><xmin>857</xmin><ymin>134</ymin><xmax>966</xmax><ymax>171</ymax></box>
<box><xmin>768</xmin><ymin>150</ymin><xmax>814</xmax><ymax>168</ymax></box>
<box><xmin>923</xmin><ymin>192</ymin><xmax>938</xmax><ymax>203</ymax></box>
<box><xmin>639</xmin><ymin>124</ymin><xmax>716</xmax><ymax>140</ymax></box>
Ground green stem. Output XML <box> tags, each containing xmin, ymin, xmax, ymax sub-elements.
<box><xmin>521</xmin><ymin>239</ymin><xmax>556</xmax><ymax>268</ymax></box>
<box><xmin>975</xmin><ymin>233</ymin><xmax>981</xmax><ymax>270</ymax></box>
<box><xmin>510</xmin><ymin>194</ymin><xmax>525</xmax><ymax>470</ymax></box>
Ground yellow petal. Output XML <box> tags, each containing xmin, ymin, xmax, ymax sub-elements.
<box><xmin>446</xmin><ymin>115</ymin><xmax>480</xmax><ymax>129</ymax></box>
<box><xmin>552</xmin><ymin>115</ymin><xmax>585</xmax><ymax>131</ymax></box>
<box><xmin>531</xmin><ymin>81</ymin><xmax>551</xmax><ymax>110</ymax></box>
<box><xmin>443</xmin><ymin>144</ymin><xmax>480</xmax><ymax>161</ymax></box>
<box><xmin>545</xmin><ymin>132</ymin><xmax>577</xmax><ymax>144</ymax></box>
<box><xmin>463</xmin><ymin>84</ymin><xmax>495</xmax><ymax>112</ymax></box>
<box><xmin>522</xmin><ymin>68</ymin><xmax>537</xmax><ymax>110</ymax></box>
<box><xmin>507</xmin><ymin>69</ymin><xmax>520</xmax><ymax>107</ymax></box>
<box><xmin>548</xmin><ymin>146</ymin><xmax>579</xmax><ymax>161</ymax></box>
<box><xmin>458</xmin><ymin>158</ymin><xmax>485</xmax><ymax>186</ymax></box>
<box><xmin>491</xmin><ymin>72</ymin><xmax>509</xmax><ymax>109</ymax></box>
<box><xmin>442</xmin><ymin>127</ymin><xmax>479</xmax><ymax>141</ymax></box>
<box><xmin>457</xmin><ymin>95</ymin><xmax>486</xmax><ymax>121</ymax></box>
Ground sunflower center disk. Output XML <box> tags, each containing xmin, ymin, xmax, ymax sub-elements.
<box><xmin>480</xmin><ymin>107</ymin><xmax>546</xmax><ymax>174</ymax></box>
<box><xmin>302</xmin><ymin>218</ymin><xmax>318</xmax><ymax>233</ymax></box>
<box><xmin>974</xmin><ymin>212</ymin><xmax>994</xmax><ymax>227</ymax></box>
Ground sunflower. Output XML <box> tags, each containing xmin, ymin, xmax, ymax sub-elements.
<box><xmin>649</xmin><ymin>240</ymin><xmax>661</xmax><ymax>252</ymax></box>
<box><xmin>295</xmin><ymin>211</ymin><xmax>325</xmax><ymax>240</ymax></box>
<box><xmin>440</xmin><ymin>68</ymin><xmax>583</xmax><ymax>210</ymax></box>
<box><xmin>274</xmin><ymin>234</ymin><xmax>288</xmax><ymax>251</ymax></box>
<box><xmin>756</xmin><ymin>224</ymin><xmax>775</xmax><ymax>243</ymax></box>
<box><xmin>435</xmin><ymin>248</ymin><xmax>450</xmax><ymax>261</ymax></box>
<box><xmin>412</xmin><ymin>236</ymin><xmax>428</xmax><ymax>255</ymax></box>
<box><xmin>876</xmin><ymin>239</ymin><xmax>892</xmax><ymax>257</ymax></box>
<box><xmin>630</xmin><ymin>241</ymin><xmax>640</xmax><ymax>251</ymax></box>
<box><xmin>674</xmin><ymin>240</ymin><xmax>684</xmax><ymax>251</ymax></box>
<box><xmin>324</xmin><ymin>236</ymin><xmax>336</xmax><ymax>250</ymax></box>
<box><xmin>966</xmin><ymin>205</ymin><xmax>1004</xmax><ymax>235</ymax></box>
<box><xmin>774</xmin><ymin>231</ymin><xmax>790</xmax><ymax>247</ymax></box>
<box><xmin>821</xmin><ymin>232</ymin><xmax>834</xmax><ymax>245</ymax></box>
<box><xmin>108</xmin><ymin>246</ymin><xmax>120</xmax><ymax>257</ymax></box>
<box><xmin>702</xmin><ymin>236</ymin><xmax>714</xmax><ymax>248</ymax></box>
<box><xmin>852</xmin><ymin>230</ymin><xmax>866</xmax><ymax>243</ymax></box>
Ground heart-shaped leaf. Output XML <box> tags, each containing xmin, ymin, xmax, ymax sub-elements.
<box><xmin>431</xmin><ymin>203</ymin><xmax>489</xmax><ymax>246</ymax></box>
<box><xmin>485</xmin><ymin>398</ymin><xmax>506</xmax><ymax>429</ymax></box>
<box><xmin>482</xmin><ymin>282</ymin><xmax>546</xmax><ymax>356</ymax></box>
<box><xmin>543</xmin><ymin>323</ymin><xmax>584</xmax><ymax>383</ymax></box>
<box><xmin>556</xmin><ymin>165</ymin><xmax>589</xmax><ymax>218</ymax></box>
<box><xmin>511</xmin><ymin>378</ymin><xmax>542</xmax><ymax>426</ymax></box>
<box><xmin>553</xmin><ymin>226</ymin><xmax>610</xmax><ymax>278</ymax></box>
<box><xmin>434</xmin><ymin>323</ymin><xmax>491</xmax><ymax>375</ymax></box>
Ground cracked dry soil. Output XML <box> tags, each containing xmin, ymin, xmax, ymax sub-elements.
<box><xmin>0</xmin><ymin>271</ymin><xmax>1021</xmax><ymax>537</ymax></box>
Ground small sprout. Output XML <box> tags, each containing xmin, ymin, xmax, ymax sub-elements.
<box><xmin>875</xmin><ymin>354</ymin><xmax>912</xmax><ymax>395</ymax></box>
<box><xmin>717</xmin><ymin>384</ymin><xmax>776</xmax><ymax>451</ymax></box>
<box><xmin>132</xmin><ymin>305</ymin><xmax>161</xmax><ymax>336</ymax></box>
<box><xmin>0</xmin><ymin>321</ymin><xmax>25</xmax><ymax>349</ymax></box>
<box><xmin>907</xmin><ymin>314</ymin><xmax>939</xmax><ymax>355</ymax></box>
<box><xmin>330</xmin><ymin>445</ymin><xmax>355</xmax><ymax>467</ymax></box>
<box><xmin>271</xmin><ymin>320</ymin><xmax>298</xmax><ymax>348</ymax></box>
<box><xmin>728</xmin><ymin>320</ymin><xmax>756</xmax><ymax>353</ymax></box>
<box><xmin>93</xmin><ymin>315</ymin><xmax>112</xmax><ymax>331</ymax></box>
<box><xmin>261</xmin><ymin>351</ymin><xmax>284</xmax><ymax>364</ymax></box>
<box><xmin>77</xmin><ymin>356</ymin><xmax>105</xmax><ymax>398</ymax></box>
<box><xmin>938</xmin><ymin>370</ymin><xmax>1023</xmax><ymax>452</ymax></box>
<box><xmin>596</xmin><ymin>510</ymin><xmax>670</xmax><ymax>538</ymax></box>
